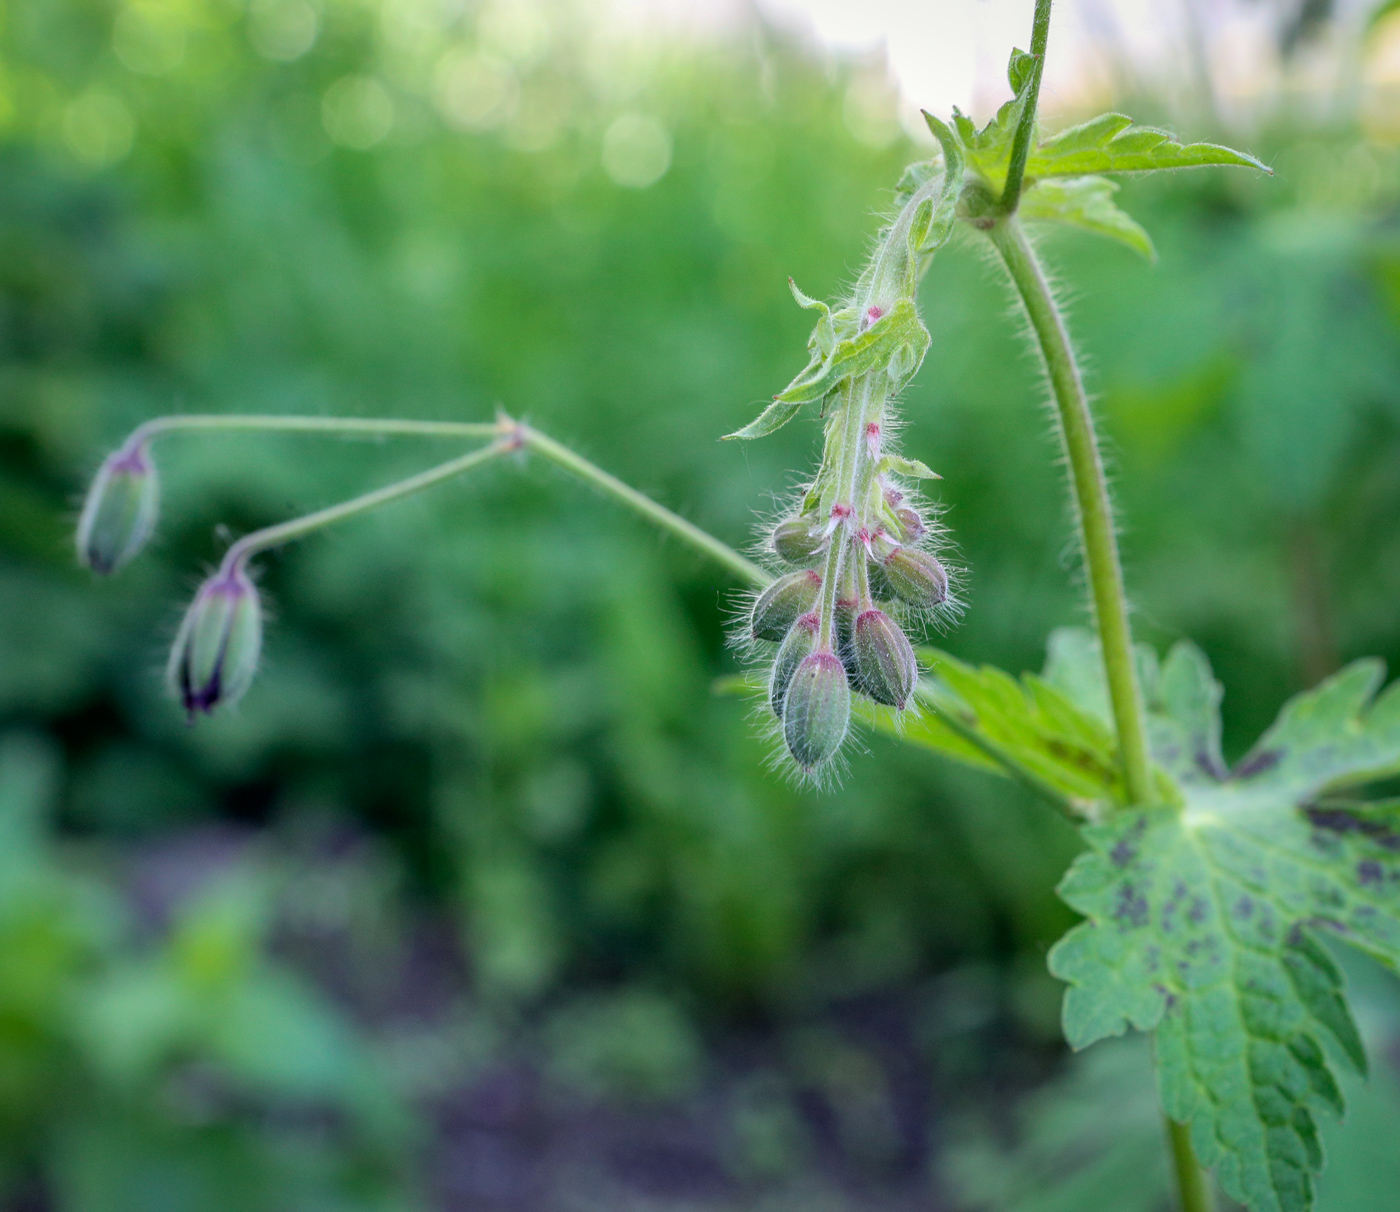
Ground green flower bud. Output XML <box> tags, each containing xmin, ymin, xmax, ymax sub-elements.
<box><xmin>782</xmin><ymin>652</ymin><xmax>851</xmax><ymax>770</ymax></box>
<box><xmin>76</xmin><ymin>442</ymin><xmax>159</xmax><ymax>574</ymax></box>
<box><xmin>881</xmin><ymin>547</ymin><xmax>948</xmax><ymax>610</ymax></box>
<box><xmin>852</xmin><ymin>609</ymin><xmax>918</xmax><ymax>708</ymax></box>
<box><xmin>166</xmin><ymin>563</ymin><xmax>263</xmax><ymax>718</ymax></box>
<box><xmin>771</xmin><ymin>516</ymin><xmax>827</xmax><ymax>565</ymax></box>
<box><xmin>751</xmin><ymin>570</ymin><xmax>821</xmax><ymax>642</ymax></box>
<box><xmin>891</xmin><ymin>506</ymin><xmax>926</xmax><ymax>544</ymax></box>
<box><xmin>769</xmin><ymin>612</ymin><xmax>818</xmax><ymax>717</ymax></box>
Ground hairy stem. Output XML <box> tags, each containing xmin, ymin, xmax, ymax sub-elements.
<box><xmin>988</xmin><ymin>217</ymin><xmax>1211</xmax><ymax>1212</ymax></box>
<box><xmin>988</xmin><ymin>218</ymin><xmax>1153</xmax><ymax>805</ymax></box>
<box><xmin>999</xmin><ymin>0</ymin><xmax>1053</xmax><ymax>215</ymax></box>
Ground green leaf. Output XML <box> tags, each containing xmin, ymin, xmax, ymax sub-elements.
<box><xmin>1020</xmin><ymin>176</ymin><xmax>1156</xmax><ymax>261</ymax></box>
<box><xmin>1028</xmin><ymin>114</ymin><xmax>1269</xmax><ymax>178</ymax></box>
<box><xmin>878</xmin><ymin>454</ymin><xmax>941</xmax><ymax>480</ymax></box>
<box><xmin>775</xmin><ymin>298</ymin><xmax>928</xmax><ymax>406</ymax></box>
<box><xmin>1049</xmin><ymin>654</ymin><xmax>1400</xmax><ymax>1212</ymax></box>
<box><xmin>722</xmin><ymin>399</ymin><xmax>805</xmax><ymax>441</ymax></box>
<box><xmin>876</xmin><ymin>649</ymin><xmax>1126</xmax><ymax>817</ymax></box>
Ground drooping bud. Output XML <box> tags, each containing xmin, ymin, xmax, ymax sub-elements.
<box><xmin>771</xmin><ymin>516</ymin><xmax>827</xmax><ymax>566</ymax></box>
<box><xmin>881</xmin><ymin>547</ymin><xmax>948</xmax><ymax>610</ymax></box>
<box><xmin>782</xmin><ymin>652</ymin><xmax>851</xmax><ymax>770</ymax></box>
<box><xmin>750</xmin><ymin>570</ymin><xmax>821</xmax><ymax>642</ymax></box>
<box><xmin>891</xmin><ymin>506</ymin><xmax>926</xmax><ymax>543</ymax></box>
<box><xmin>852</xmin><ymin>609</ymin><xmax>918</xmax><ymax>708</ymax></box>
<box><xmin>769</xmin><ymin>612</ymin><xmax>818</xmax><ymax>717</ymax></box>
<box><xmin>76</xmin><ymin>442</ymin><xmax>159</xmax><ymax>574</ymax></box>
<box><xmin>166</xmin><ymin>563</ymin><xmax>263</xmax><ymax>718</ymax></box>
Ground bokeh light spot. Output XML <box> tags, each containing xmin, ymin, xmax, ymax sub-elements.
<box><xmin>62</xmin><ymin>91</ymin><xmax>136</xmax><ymax>168</ymax></box>
<box><xmin>322</xmin><ymin>76</ymin><xmax>394</xmax><ymax>150</ymax></box>
<box><xmin>601</xmin><ymin>112</ymin><xmax>671</xmax><ymax>188</ymax></box>
<box><xmin>249</xmin><ymin>0</ymin><xmax>320</xmax><ymax>63</ymax></box>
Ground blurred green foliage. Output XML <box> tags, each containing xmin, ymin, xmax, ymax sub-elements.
<box><xmin>2</xmin><ymin>0</ymin><xmax>1400</xmax><ymax>1206</ymax></box>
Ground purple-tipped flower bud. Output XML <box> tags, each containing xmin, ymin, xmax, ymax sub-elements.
<box><xmin>782</xmin><ymin>652</ymin><xmax>851</xmax><ymax>770</ymax></box>
<box><xmin>76</xmin><ymin>442</ymin><xmax>159</xmax><ymax>574</ymax></box>
<box><xmin>891</xmin><ymin>507</ymin><xmax>926</xmax><ymax>544</ymax></box>
<box><xmin>771</xmin><ymin>516</ymin><xmax>826</xmax><ymax>565</ymax></box>
<box><xmin>751</xmin><ymin>570</ymin><xmax>821</xmax><ymax>642</ymax></box>
<box><xmin>852</xmin><ymin>609</ymin><xmax>918</xmax><ymax>709</ymax></box>
<box><xmin>881</xmin><ymin>547</ymin><xmax>948</xmax><ymax>610</ymax></box>
<box><xmin>166</xmin><ymin>563</ymin><xmax>263</xmax><ymax>718</ymax></box>
<box><xmin>769</xmin><ymin>612</ymin><xmax>818</xmax><ymax>717</ymax></box>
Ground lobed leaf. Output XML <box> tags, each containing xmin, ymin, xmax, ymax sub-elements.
<box><xmin>1028</xmin><ymin>114</ymin><xmax>1269</xmax><ymax>178</ymax></box>
<box><xmin>1049</xmin><ymin>651</ymin><xmax>1400</xmax><ymax>1212</ymax></box>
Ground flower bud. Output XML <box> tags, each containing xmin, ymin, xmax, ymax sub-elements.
<box><xmin>891</xmin><ymin>506</ymin><xmax>926</xmax><ymax>544</ymax></box>
<box><xmin>769</xmin><ymin>612</ymin><xmax>818</xmax><ymax>717</ymax></box>
<box><xmin>750</xmin><ymin>570</ymin><xmax>821</xmax><ymax>642</ymax></box>
<box><xmin>76</xmin><ymin>443</ymin><xmax>159</xmax><ymax>574</ymax></box>
<box><xmin>771</xmin><ymin>516</ymin><xmax>826</xmax><ymax>565</ymax></box>
<box><xmin>881</xmin><ymin>547</ymin><xmax>948</xmax><ymax>610</ymax></box>
<box><xmin>166</xmin><ymin>564</ymin><xmax>263</xmax><ymax>718</ymax></box>
<box><xmin>852</xmin><ymin>609</ymin><xmax>918</xmax><ymax>708</ymax></box>
<box><xmin>782</xmin><ymin>652</ymin><xmax>851</xmax><ymax>770</ymax></box>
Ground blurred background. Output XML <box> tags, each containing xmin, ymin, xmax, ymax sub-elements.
<box><xmin>3</xmin><ymin>0</ymin><xmax>1400</xmax><ymax>1208</ymax></box>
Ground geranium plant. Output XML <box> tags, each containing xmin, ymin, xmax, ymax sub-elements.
<box><xmin>77</xmin><ymin>4</ymin><xmax>1400</xmax><ymax>1210</ymax></box>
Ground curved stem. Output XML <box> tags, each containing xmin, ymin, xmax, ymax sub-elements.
<box><xmin>988</xmin><ymin>217</ymin><xmax>1153</xmax><ymax>806</ymax></box>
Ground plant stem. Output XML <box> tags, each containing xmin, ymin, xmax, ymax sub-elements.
<box><xmin>224</xmin><ymin>439</ymin><xmax>515</xmax><ymax>569</ymax></box>
<box><xmin>124</xmin><ymin>412</ymin><xmax>768</xmax><ymax>587</ymax></box>
<box><xmin>988</xmin><ymin>217</ymin><xmax>1153</xmax><ymax>806</ymax></box>
<box><xmin>988</xmin><ymin>215</ymin><xmax>1211</xmax><ymax>1212</ymax></box>
<box><xmin>132</xmin><ymin>414</ymin><xmax>501</xmax><ymax>446</ymax></box>
<box><xmin>516</xmin><ymin>422</ymin><xmax>770</xmax><ymax>589</ymax></box>
<box><xmin>1167</xmin><ymin>1120</ymin><xmax>1215</xmax><ymax>1212</ymax></box>
<box><xmin>999</xmin><ymin>0</ymin><xmax>1053</xmax><ymax>215</ymax></box>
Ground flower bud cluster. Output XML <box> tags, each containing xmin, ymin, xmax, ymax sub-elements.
<box><xmin>748</xmin><ymin>412</ymin><xmax>953</xmax><ymax>777</ymax></box>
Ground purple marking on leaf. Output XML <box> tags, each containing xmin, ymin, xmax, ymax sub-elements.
<box><xmin>1231</xmin><ymin>748</ymin><xmax>1282</xmax><ymax>779</ymax></box>
<box><xmin>1113</xmin><ymin>882</ymin><xmax>1148</xmax><ymax>929</ymax></box>
<box><xmin>1307</xmin><ymin>807</ymin><xmax>1400</xmax><ymax>852</ymax></box>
